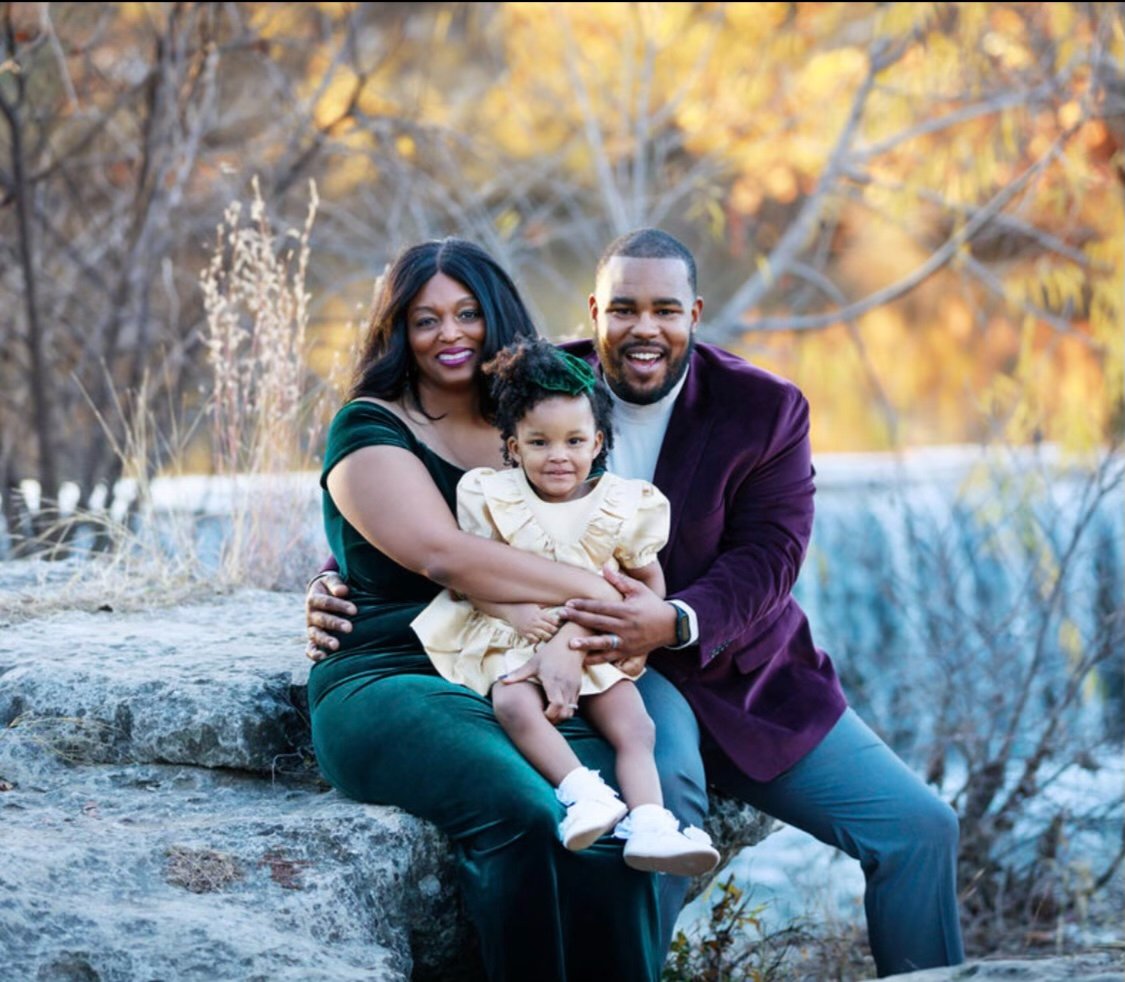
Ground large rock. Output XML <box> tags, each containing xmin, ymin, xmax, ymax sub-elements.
<box><xmin>0</xmin><ymin>588</ymin><xmax>772</xmax><ymax>979</ymax></box>
<box><xmin>0</xmin><ymin>747</ymin><xmax>465</xmax><ymax>981</ymax></box>
<box><xmin>888</xmin><ymin>951</ymin><xmax>1124</xmax><ymax>981</ymax></box>
<box><xmin>0</xmin><ymin>589</ymin><xmax>311</xmax><ymax>773</ymax></box>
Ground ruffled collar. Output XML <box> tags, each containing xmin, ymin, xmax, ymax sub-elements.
<box><xmin>478</xmin><ymin>467</ymin><xmax>642</xmax><ymax>555</ymax></box>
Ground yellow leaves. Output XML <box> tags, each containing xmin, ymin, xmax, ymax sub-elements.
<box><xmin>248</xmin><ymin>3</ymin><xmax>316</xmax><ymax>38</ymax></box>
<box><xmin>1112</xmin><ymin>6</ymin><xmax>1125</xmax><ymax>59</ymax></box>
<box><xmin>1042</xmin><ymin>262</ymin><xmax>1085</xmax><ymax>314</ymax></box>
<box><xmin>1057</xmin><ymin>101</ymin><xmax>1083</xmax><ymax>131</ymax></box>
<box><xmin>730</xmin><ymin>177</ymin><xmax>763</xmax><ymax>216</ymax></box>
<box><xmin>981</xmin><ymin>30</ymin><xmax>1033</xmax><ymax>71</ymax></box>
<box><xmin>795</xmin><ymin>46</ymin><xmax>866</xmax><ymax>109</ymax></box>
<box><xmin>725</xmin><ymin>2</ymin><xmax>792</xmax><ymax>40</ymax></box>
<box><xmin>1085</xmin><ymin>231</ymin><xmax>1124</xmax><ymax>413</ymax></box>
<box><xmin>316</xmin><ymin>2</ymin><xmax>359</xmax><ymax>18</ymax></box>
<box><xmin>764</xmin><ymin>166</ymin><xmax>799</xmax><ymax>203</ymax></box>
<box><xmin>945</xmin><ymin>297</ymin><xmax>973</xmax><ymax>342</ymax></box>
<box><xmin>1000</xmin><ymin>109</ymin><xmax>1021</xmax><ymax>159</ymax></box>
<box><xmin>313</xmin><ymin>67</ymin><xmax>361</xmax><ymax>129</ymax></box>
<box><xmin>494</xmin><ymin>208</ymin><xmax>522</xmax><ymax>241</ymax></box>
<box><xmin>1053</xmin><ymin>337</ymin><xmax>1106</xmax><ymax>450</ymax></box>
<box><xmin>874</xmin><ymin>2</ymin><xmax>939</xmax><ymax>41</ymax></box>
<box><xmin>236</xmin><ymin>1</ymin><xmax>1121</xmax><ymax>453</ymax></box>
<box><xmin>1046</xmin><ymin>3</ymin><xmax>1078</xmax><ymax>70</ymax></box>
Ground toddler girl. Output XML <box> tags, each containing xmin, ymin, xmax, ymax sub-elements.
<box><xmin>412</xmin><ymin>339</ymin><xmax>718</xmax><ymax>876</ymax></box>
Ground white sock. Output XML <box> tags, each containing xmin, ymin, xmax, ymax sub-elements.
<box><xmin>557</xmin><ymin>766</ymin><xmax>606</xmax><ymax>804</ymax></box>
<box><xmin>628</xmin><ymin>803</ymin><xmax>673</xmax><ymax>829</ymax></box>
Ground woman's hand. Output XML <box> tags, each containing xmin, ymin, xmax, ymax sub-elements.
<box><xmin>500</xmin><ymin>622</ymin><xmax>588</xmax><ymax>723</ymax></box>
<box><xmin>305</xmin><ymin>573</ymin><xmax>357</xmax><ymax>661</ymax></box>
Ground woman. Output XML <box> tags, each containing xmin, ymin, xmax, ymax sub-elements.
<box><xmin>311</xmin><ymin>238</ymin><xmax>665</xmax><ymax>981</ymax></box>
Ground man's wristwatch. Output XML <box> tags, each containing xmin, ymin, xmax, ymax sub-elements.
<box><xmin>668</xmin><ymin>602</ymin><xmax>691</xmax><ymax>647</ymax></box>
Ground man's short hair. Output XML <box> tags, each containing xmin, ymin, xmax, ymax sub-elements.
<box><xmin>596</xmin><ymin>228</ymin><xmax>698</xmax><ymax>296</ymax></box>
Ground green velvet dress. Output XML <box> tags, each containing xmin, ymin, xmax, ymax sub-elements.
<box><xmin>309</xmin><ymin>401</ymin><xmax>662</xmax><ymax>981</ymax></box>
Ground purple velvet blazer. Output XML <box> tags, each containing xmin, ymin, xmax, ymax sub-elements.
<box><xmin>564</xmin><ymin>340</ymin><xmax>847</xmax><ymax>781</ymax></box>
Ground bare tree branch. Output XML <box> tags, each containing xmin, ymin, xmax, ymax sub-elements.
<box><xmin>707</xmin><ymin>123</ymin><xmax>1080</xmax><ymax>341</ymax></box>
<box><xmin>710</xmin><ymin>35</ymin><xmax>912</xmax><ymax>331</ymax></box>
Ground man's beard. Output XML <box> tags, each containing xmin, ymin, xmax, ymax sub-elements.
<box><xmin>598</xmin><ymin>336</ymin><xmax>694</xmax><ymax>406</ymax></box>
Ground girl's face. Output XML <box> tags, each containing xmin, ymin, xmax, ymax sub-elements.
<box><xmin>507</xmin><ymin>395</ymin><xmax>604</xmax><ymax>503</ymax></box>
<box><xmin>406</xmin><ymin>273</ymin><xmax>486</xmax><ymax>392</ymax></box>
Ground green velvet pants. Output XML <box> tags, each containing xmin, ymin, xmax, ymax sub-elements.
<box><xmin>310</xmin><ymin>672</ymin><xmax>663</xmax><ymax>982</ymax></box>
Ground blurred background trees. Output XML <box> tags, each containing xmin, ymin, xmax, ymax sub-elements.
<box><xmin>2</xmin><ymin>1</ymin><xmax>1121</xmax><ymax>539</ymax></box>
<box><xmin>2</xmin><ymin>3</ymin><xmax>1121</xmax><ymax>968</ymax></box>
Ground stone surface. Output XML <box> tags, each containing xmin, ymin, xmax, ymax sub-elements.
<box><xmin>886</xmin><ymin>950</ymin><xmax>1124</xmax><ymax>981</ymax></box>
<box><xmin>0</xmin><ymin>747</ymin><xmax>463</xmax><ymax>981</ymax></box>
<box><xmin>0</xmin><ymin>587</ymin><xmax>772</xmax><ymax>979</ymax></box>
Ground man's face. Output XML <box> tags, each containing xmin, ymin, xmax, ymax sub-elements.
<box><xmin>589</xmin><ymin>256</ymin><xmax>702</xmax><ymax>405</ymax></box>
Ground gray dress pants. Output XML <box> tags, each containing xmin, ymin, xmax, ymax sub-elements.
<box><xmin>637</xmin><ymin>671</ymin><xmax>964</xmax><ymax>977</ymax></box>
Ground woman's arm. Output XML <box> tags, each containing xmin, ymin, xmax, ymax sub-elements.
<box><xmin>327</xmin><ymin>445</ymin><xmax>620</xmax><ymax>605</ymax></box>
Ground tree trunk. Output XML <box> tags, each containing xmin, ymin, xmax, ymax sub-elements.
<box><xmin>0</xmin><ymin>72</ymin><xmax>59</xmax><ymax>545</ymax></box>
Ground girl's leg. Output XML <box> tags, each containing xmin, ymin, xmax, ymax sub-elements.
<box><xmin>586</xmin><ymin>680</ymin><xmax>720</xmax><ymax>877</ymax></box>
<box><xmin>311</xmin><ymin>672</ymin><xmax>662</xmax><ymax>982</ymax></box>
<box><xmin>490</xmin><ymin>679</ymin><xmax>581</xmax><ymax>785</ymax></box>
<box><xmin>582</xmin><ymin>680</ymin><xmax>661</xmax><ymax>809</ymax></box>
<box><xmin>492</xmin><ymin>681</ymin><xmax>629</xmax><ymax>852</ymax></box>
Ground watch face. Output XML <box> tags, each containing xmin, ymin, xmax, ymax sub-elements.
<box><xmin>675</xmin><ymin>609</ymin><xmax>689</xmax><ymax>645</ymax></box>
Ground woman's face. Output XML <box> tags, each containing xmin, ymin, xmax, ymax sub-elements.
<box><xmin>406</xmin><ymin>273</ymin><xmax>486</xmax><ymax>393</ymax></box>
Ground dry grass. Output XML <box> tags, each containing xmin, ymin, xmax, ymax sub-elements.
<box><xmin>4</xmin><ymin>178</ymin><xmax>330</xmax><ymax>618</ymax></box>
<box><xmin>201</xmin><ymin>176</ymin><xmax>326</xmax><ymax>591</ymax></box>
<box><xmin>165</xmin><ymin>845</ymin><xmax>245</xmax><ymax>894</ymax></box>
<box><xmin>665</xmin><ymin>873</ymin><xmax>877</xmax><ymax>982</ymax></box>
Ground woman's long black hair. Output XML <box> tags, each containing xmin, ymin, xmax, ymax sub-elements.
<box><xmin>349</xmin><ymin>238</ymin><xmax>539</xmax><ymax>420</ymax></box>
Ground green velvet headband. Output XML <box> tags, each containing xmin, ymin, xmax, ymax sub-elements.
<box><xmin>535</xmin><ymin>349</ymin><xmax>596</xmax><ymax>397</ymax></box>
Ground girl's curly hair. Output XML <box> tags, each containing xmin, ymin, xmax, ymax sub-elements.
<box><xmin>482</xmin><ymin>339</ymin><xmax>614</xmax><ymax>471</ymax></box>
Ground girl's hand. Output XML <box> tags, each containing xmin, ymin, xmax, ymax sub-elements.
<box><xmin>501</xmin><ymin>603</ymin><xmax>563</xmax><ymax>645</ymax></box>
<box><xmin>614</xmin><ymin>654</ymin><xmax>648</xmax><ymax>678</ymax></box>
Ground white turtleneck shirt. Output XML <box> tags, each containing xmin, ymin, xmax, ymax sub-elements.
<box><xmin>604</xmin><ymin>370</ymin><xmax>699</xmax><ymax>648</ymax></box>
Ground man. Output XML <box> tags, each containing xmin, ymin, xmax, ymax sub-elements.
<box><xmin>307</xmin><ymin>229</ymin><xmax>964</xmax><ymax>976</ymax></box>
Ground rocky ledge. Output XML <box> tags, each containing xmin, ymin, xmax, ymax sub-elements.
<box><xmin>0</xmin><ymin>589</ymin><xmax>771</xmax><ymax>980</ymax></box>
<box><xmin>892</xmin><ymin>951</ymin><xmax>1123</xmax><ymax>981</ymax></box>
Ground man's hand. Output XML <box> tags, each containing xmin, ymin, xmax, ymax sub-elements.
<box><xmin>305</xmin><ymin>573</ymin><xmax>357</xmax><ymax>662</ymax></box>
<box><xmin>561</xmin><ymin>565</ymin><xmax>678</xmax><ymax>665</ymax></box>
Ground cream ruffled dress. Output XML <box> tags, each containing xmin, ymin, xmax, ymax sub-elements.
<box><xmin>411</xmin><ymin>466</ymin><xmax>670</xmax><ymax>697</ymax></box>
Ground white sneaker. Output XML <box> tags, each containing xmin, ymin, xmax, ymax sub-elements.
<box><xmin>617</xmin><ymin>805</ymin><xmax>720</xmax><ymax>876</ymax></box>
<box><xmin>556</xmin><ymin>768</ymin><xmax>629</xmax><ymax>852</ymax></box>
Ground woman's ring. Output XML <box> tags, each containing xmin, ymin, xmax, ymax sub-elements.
<box><xmin>608</xmin><ymin>634</ymin><xmax>621</xmax><ymax>650</ymax></box>
<box><xmin>566</xmin><ymin>703</ymin><xmax>580</xmax><ymax>710</ymax></box>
